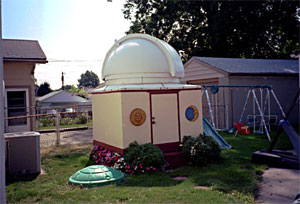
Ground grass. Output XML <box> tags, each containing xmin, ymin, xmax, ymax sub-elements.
<box><xmin>6</xmin><ymin>127</ymin><xmax>294</xmax><ymax>203</ymax></box>
<box><xmin>39</xmin><ymin>120</ymin><xmax>93</xmax><ymax>130</ymax></box>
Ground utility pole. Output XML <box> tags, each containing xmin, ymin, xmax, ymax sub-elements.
<box><xmin>0</xmin><ymin>0</ymin><xmax>7</xmax><ymax>202</ymax></box>
<box><xmin>61</xmin><ymin>72</ymin><xmax>65</xmax><ymax>90</ymax></box>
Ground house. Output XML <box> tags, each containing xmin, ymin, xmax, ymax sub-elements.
<box><xmin>181</xmin><ymin>57</ymin><xmax>299</xmax><ymax>128</ymax></box>
<box><xmin>3</xmin><ymin>39</ymin><xmax>47</xmax><ymax>133</ymax></box>
<box><xmin>36</xmin><ymin>90</ymin><xmax>88</xmax><ymax>113</ymax></box>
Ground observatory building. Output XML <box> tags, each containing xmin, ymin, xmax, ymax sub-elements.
<box><xmin>92</xmin><ymin>34</ymin><xmax>203</xmax><ymax>154</ymax></box>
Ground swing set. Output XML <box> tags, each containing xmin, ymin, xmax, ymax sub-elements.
<box><xmin>202</xmin><ymin>85</ymin><xmax>286</xmax><ymax>141</ymax></box>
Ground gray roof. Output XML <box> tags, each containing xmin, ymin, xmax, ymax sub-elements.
<box><xmin>3</xmin><ymin>39</ymin><xmax>47</xmax><ymax>63</ymax></box>
<box><xmin>37</xmin><ymin>90</ymin><xmax>87</xmax><ymax>103</ymax></box>
<box><xmin>194</xmin><ymin>57</ymin><xmax>298</xmax><ymax>75</ymax></box>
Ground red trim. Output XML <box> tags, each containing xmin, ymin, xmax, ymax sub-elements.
<box><xmin>155</xmin><ymin>142</ymin><xmax>181</xmax><ymax>152</ymax></box>
<box><xmin>93</xmin><ymin>140</ymin><xmax>124</xmax><ymax>155</ymax></box>
<box><xmin>92</xmin><ymin>88</ymin><xmax>202</xmax><ymax>95</ymax></box>
<box><xmin>176</xmin><ymin>92</ymin><xmax>181</xmax><ymax>143</ymax></box>
<box><xmin>94</xmin><ymin>140</ymin><xmax>182</xmax><ymax>155</ymax></box>
<box><xmin>148</xmin><ymin>90</ymin><xmax>178</xmax><ymax>94</ymax></box>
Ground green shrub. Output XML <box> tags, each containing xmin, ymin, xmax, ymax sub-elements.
<box><xmin>88</xmin><ymin>143</ymin><xmax>168</xmax><ymax>175</ymax></box>
<box><xmin>124</xmin><ymin>141</ymin><xmax>167</xmax><ymax>172</ymax></box>
<box><xmin>182</xmin><ymin>134</ymin><xmax>221</xmax><ymax>166</ymax></box>
<box><xmin>60</xmin><ymin>117</ymin><xmax>73</xmax><ymax>125</ymax></box>
<box><xmin>74</xmin><ymin>114</ymin><xmax>87</xmax><ymax>124</ymax></box>
<box><xmin>40</xmin><ymin>116</ymin><xmax>55</xmax><ymax>127</ymax></box>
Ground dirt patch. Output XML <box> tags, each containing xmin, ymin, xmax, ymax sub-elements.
<box><xmin>40</xmin><ymin>128</ymin><xmax>93</xmax><ymax>148</ymax></box>
<box><xmin>172</xmin><ymin>176</ymin><xmax>188</xmax><ymax>181</ymax></box>
<box><xmin>194</xmin><ymin>186</ymin><xmax>211</xmax><ymax>190</ymax></box>
<box><xmin>41</xmin><ymin>144</ymin><xmax>92</xmax><ymax>157</ymax></box>
<box><xmin>40</xmin><ymin>168</ymin><xmax>47</xmax><ymax>175</ymax></box>
<box><xmin>165</xmin><ymin>169</ymin><xmax>175</xmax><ymax>173</ymax></box>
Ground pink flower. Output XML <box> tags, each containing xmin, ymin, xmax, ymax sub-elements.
<box><xmin>153</xmin><ymin>168</ymin><xmax>156</xmax><ymax>171</ymax></box>
<box><xmin>146</xmin><ymin>168</ymin><xmax>150</xmax><ymax>171</ymax></box>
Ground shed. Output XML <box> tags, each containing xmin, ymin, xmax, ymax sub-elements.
<box><xmin>182</xmin><ymin>57</ymin><xmax>299</xmax><ymax>128</ymax></box>
<box><xmin>3</xmin><ymin>39</ymin><xmax>47</xmax><ymax>132</ymax></box>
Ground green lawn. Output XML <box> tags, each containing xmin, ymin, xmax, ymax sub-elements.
<box><xmin>6</xmin><ymin>128</ymin><xmax>294</xmax><ymax>203</ymax></box>
<box><xmin>39</xmin><ymin>120</ymin><xmax>93</xmax><ymax>130</ymax></box>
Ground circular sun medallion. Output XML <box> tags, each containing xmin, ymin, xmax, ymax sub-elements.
<box><xmin>130</xmin><ymin>108</ymin><xmax>146</xmax><ymax>126</ymax></box>
<box><xmin>185</xmin><ymin>105</ymin><xmax>199</xmax><ymax>122</ymax></box>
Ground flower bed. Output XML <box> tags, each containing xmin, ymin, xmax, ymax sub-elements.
<box><xmin>90</xmin><ymin>143</ymin><xmax>168</xmax><ymax>175</ymax></box>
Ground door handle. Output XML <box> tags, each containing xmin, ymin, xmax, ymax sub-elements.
<box><xmin>152</xmin><ymin>116</ymin><xmax>156</xmax><ymax>124</ymax></box>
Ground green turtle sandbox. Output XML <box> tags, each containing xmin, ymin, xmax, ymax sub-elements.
<box><xmin>69</xmin><ymin>165</ymin><xmax>125</xmax><ymax>188</ymax></box>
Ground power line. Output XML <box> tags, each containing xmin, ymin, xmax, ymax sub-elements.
<box><xmin>47</xmin><ymin>59</ymin><xmax>104</xmax><ymax>63</ymax></box>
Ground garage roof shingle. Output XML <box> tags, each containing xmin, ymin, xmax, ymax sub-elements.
<box><xmin>195</xmin><ymin>57</ymin><xmax>298</xmax><ymax>75</ymax></box>
<box><xmin>3</xmin><ymin>39</ymin><xmax>47</xmax><ymax>63</ymax></box>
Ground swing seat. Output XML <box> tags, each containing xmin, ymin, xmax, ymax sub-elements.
<box><xmin>234</xmin><ymin>122</ymin><xmax>250</xmax><ymax>135</ymax></box>
<box><xmin>254</xmin><ymin>130</ymin><xmax>264</xmax><ymax>134</ymax></box>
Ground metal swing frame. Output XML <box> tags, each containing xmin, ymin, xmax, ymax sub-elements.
<box><xmin>202</xmin><ymin>85</ymin><xmax>286</xmax><ymax>141</ymax></box>
<box><xmin>238</xmin><ymin>87</ymin><xmax>286</xmax><ymax>141</ymax></box>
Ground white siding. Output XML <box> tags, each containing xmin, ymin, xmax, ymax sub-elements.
<box><xmin>182</xmin><ymin>59</ymin><xmax>225</xmax><ymax>82</ymax></box>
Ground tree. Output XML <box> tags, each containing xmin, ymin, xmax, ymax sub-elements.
<box><xmin>37</xmin><ymin>82</ymin><xmax>52</xmax><ymax>96</ymax></box>
<box><xmin>64</xmin><ymin>85</ymin><xmax>88</xmax><ymax>99</ymax></box>
<box><xmin>123</xmin><ymin>0</ymin><xmax>300</xmax><ymax>62</ymax></box>
<box><xmin>78</xmin><ymin>71</ymin><xmax>100</xmax><ymax>88</ymax></box>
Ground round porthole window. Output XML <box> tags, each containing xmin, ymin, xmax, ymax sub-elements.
<box><xmin>130</xmin><ymin>108</ymin><xmax>146</xmax><ymax>126</ymax></box>
<box><xmin>185</xmin><ymin>105</ymin><xmax>199</xmax><ymax>122</ymax></box>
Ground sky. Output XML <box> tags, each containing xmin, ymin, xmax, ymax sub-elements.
<box><xmin>3</xmin><ymin>0</ymin><xmax>131</xmax><ymax>89</ymax></box>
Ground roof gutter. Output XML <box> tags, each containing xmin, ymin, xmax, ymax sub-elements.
<box><xmin>228</xmin><ymin>72</ymin><xmax>298</xmax><ymax>76</ymax></box>
<box><xmin>4</xmin><ymin>58</ymin><xmax>48</xmax><ymax>64</ymax></box>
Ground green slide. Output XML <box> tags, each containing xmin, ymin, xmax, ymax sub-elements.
<box><xmin>203</xmin><ymin>118</ymin><xmax>232</xmax><ymax>149</ymax></box>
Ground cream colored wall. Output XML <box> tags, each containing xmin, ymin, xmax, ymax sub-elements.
<box><xmin>92</xmin><ymin>93</ymin><xmax>123</xmax><ymax>149</ymax></box>
<box><xmin>4</xmin><ymin>62</ymin><xmax>36</xmax><ymax>130</ymax></box>
<box><xmin>4</xmin><ymin>62</ymin><xmax>34</xmax><ymax>86</ymax></box>
<box><xmin>179</xmin><ymin>89</ymin><xmax>203</xmax><ymax>138</ymax></box>
<box><xmin>121</xmin><ymin>92</ymin><xmax>151</xmax><ymax>148</ymax></box>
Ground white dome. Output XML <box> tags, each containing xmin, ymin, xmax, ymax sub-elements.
<box><xmin>102</xmin><ymin>34</ymin><xmax>184</xmax><ymax>85</ymax></box>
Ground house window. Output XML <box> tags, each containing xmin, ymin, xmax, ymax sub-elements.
<box><xmin>7</xmin><ymin>91</ymin><xmax>27</xmax><ymax>126</ymax></box>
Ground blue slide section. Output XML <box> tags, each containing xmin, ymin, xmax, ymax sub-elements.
<box><xmin>203</xmin><ymin>118</ymin><xmax>232</xmax><ymax>149</ymax></box>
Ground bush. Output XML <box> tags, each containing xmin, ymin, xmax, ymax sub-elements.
<box><xmin>40</xmin><ymin>116</ymin><xmax>55</xmax><ymax>127</ymax></box>
<box><xmin>73</xmin><ymin>114</ymin><xmax>87</xmax><ymax>124</ymax></box>
<box><xmin>182</xmin><ymin>134</ymin><xmax>221</xmax><ymax>166</ymax></box>
<box><xmin>89</xmin><ymin>142</ymin><xmax>167</xmax><ymax>175</ymax></box>
<box><xmin>124</xmin><ymin>141</ymin><xmax>167</xmax><ymax>172</ymax></box>
<box><xmin>89</xmin><ymin>146</ymin><xmax>123</xmax><ymax>169</ymax></box>
<box><xmin>60</xmin><ymin>117</ymin><xmax>73</xmax><ymax>125</ymax></box>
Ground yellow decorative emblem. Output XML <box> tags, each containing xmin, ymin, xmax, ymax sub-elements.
<box><xmin>130</xmin><ymin>108</ymin><xmax>146</xmax><ymax>126</ymax></box>
<box><xmin>185</xmin><ymin>105</ymin><xmax>199</xmax><ymax>122</ymax></box>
